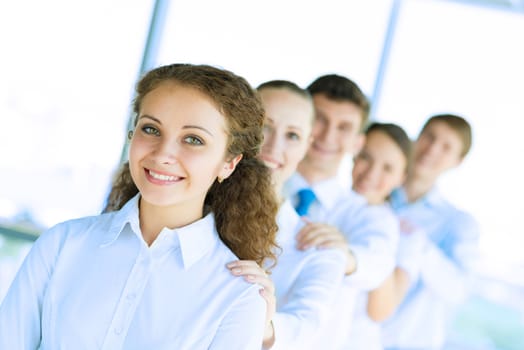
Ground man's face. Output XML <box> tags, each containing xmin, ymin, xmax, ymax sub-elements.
<box><xmin>302</xmin><ymin>93</ymin><xmax>364</xmax><ymax>176</ymax></box>
<box><xmin>412</xmin><ymin>120</ymin><xmax>464</xmax><ymax>180</ymax></box>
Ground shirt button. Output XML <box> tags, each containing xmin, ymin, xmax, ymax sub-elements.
<box><xmin>114</xmin><ymin>327</ymin><xmax>123</xmax><ymax>335</ymax></box>
<box><xmin>127</xmin><ymin>293</ymin><xmax>136</xmax><ymax>300</ymax></box>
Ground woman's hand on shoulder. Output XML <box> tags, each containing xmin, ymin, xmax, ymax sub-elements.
<box><xmin>227</xmin><ymin>260</ymin><xmax>276</xmax><ymax>348</ymax></box>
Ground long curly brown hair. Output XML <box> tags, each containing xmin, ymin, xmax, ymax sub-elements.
<box><xmin>104</xmin><ymin>63</ymin><xmax>279</xmax><ymax>268</ymax></box>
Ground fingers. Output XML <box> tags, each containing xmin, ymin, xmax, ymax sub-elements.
<box><xmin>228</xmin><ymin>260</ymin><xmax>277</xmax><ymax>337</ymax></box>
<box><xmin>226</xmin><ymin>260</ymin><xmax>265</xmax><ymax>276</ymax></box>
<box><xmin>248</xmin><ymin>274</ymin><xmax>275</xmax><ymax>293</ymax></box>
<box><xmin>316</xmin><ymin>239</ymin><xmax>348</xmax><ymax>250</ymax></box>
<box><xmin>296</xmin><ymin>222</ymin><xmax>326</xmax><ymax>245</ymax></box>
<box><xmin>226</xmin><ymin>260</ymin><xmax>274</xmax><ymax>292</ymax></box>
<box><xmin>296</xmin><ymin>223</ymin><xmax>347</xmax><ymax>250</ymax></box>
<box><xmin>226</xmin><ymin>260</ymin><xmax>260</xmax><ymax>269</ymax></box>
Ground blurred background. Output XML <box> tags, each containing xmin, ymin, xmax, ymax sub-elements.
<box><xmin>1</xmin><ymin>0</ymin><xmax>523</xmax><ymax>348</ymax></box>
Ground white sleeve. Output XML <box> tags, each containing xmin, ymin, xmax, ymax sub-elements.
<box><xmin>419</xmin><ymin>211</ymin><xmax>480</xmax><ymax>304</ymax></box>
<box><xmin>209</xmin><ymin>284</ymin><xmax>266</xmax><ymax>350</ymax></box>
<box><xmin>270</xmin><ymin>250</ymin><xmax>346</xmax><ymax>350</ymax></box>
<box><xmin>344</xmin><ymin>206</ymin><xmax>399</xmax><ymax>291</ymax></box>
<box><xmin>0</xmin><ymin>224</ymin><xmax>66</xmax><ymax>350</ymax></box>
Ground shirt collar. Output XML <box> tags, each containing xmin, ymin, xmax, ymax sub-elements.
<box><xmin>101</xmin><ymin>194</ymin><xmax>218</xmax><ymax>270</ymax></box>
<box><xmin>276</xmin><ymin>200</ymin><xmax>304</xmax><ymax>245</ymax></box>
<box><xmin>176</xmin><ymin>212</ymin><xmax>217</xmax><ymax>270</ymax></box>
<box><xmin>285</xmin><ymin>172</ymin><xmax>346</xmax><ymax>211</ymax></box>
<box><xmin>390</xmin><ymin>186</ymin><xmax>446</xmax><ymax>210</ymax></box>
<box><xmin>283</xmin><ymin>172</ymin><xmax>309</xmax><ymax>198</ymax></box>
<box><xmin>312</xmin><ymin>177</ymin><xmax>346</xmax><ymax>210</ymax></box>
<box><xmin>101</xmin><ymin>193</ymin><xmax>141</xmax><ymax>247</ymax></box>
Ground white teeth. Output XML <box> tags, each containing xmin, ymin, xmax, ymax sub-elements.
<box><xmin>149</xmin><ymin>170</ymin><xmax>177</xmax><ymax>181</ymax></box>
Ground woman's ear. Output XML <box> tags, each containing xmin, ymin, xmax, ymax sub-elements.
<box><xmin>218</xmin><ymin>154</ymin><xmax>243</xmax><ymax>181</ymax></box>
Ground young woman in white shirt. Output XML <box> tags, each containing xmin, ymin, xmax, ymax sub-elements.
<box><xmin>227</xmin><ymin>80</ymin><xmax>347</xmax><ymax>349</ymax></box>
<box><xmin>348</xmin><ymin>122</ymin><xmax>424</xmax><ymax>350</ymax></box>
<box><xmin>0</xmin><ymin>63</ymin><xmax>279</xmax><ymax>349</ymax></box>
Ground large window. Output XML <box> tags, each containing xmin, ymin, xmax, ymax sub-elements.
<box><xmin>153</xmin><ymin>0</ymin><xmax>524</xmax><ymax>276</ymax></box>
<box><xmin>374</xmin><ymin>2</ymin><xmax>524</xmax><ymax>346</ymax></box>
<box><xmin>1</xmin><ymin>0</ymin><xmax>523</xmax><ymax>347</ymax></box>
<box><xmin>152</xmin><ymin>1</ymin><xmax>524</xmax><ymax>347</ymax></box>
<box><xmin>376</xmin><ymin>0</ymin><xmax>524</xmax><ymax>276</ymax></box>
<box><xmin>0</xmin><ymin>0</ymin><xmax>153</xmax><ymax>229</ymax></box>
<box><xmin>0</xmin><ymin>0</ymin><xmax>153</xmax><ymax>300</ymax></box>
<box><xmin>155</xmin><ymin>0</ymin><xmax>393</xmax><ymax>92</ymax></box>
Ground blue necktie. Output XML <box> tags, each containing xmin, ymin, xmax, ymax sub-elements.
<box><xmin>295</xmin><ymin>188</ymin><xmax>316</xmax><ymax>216</ymax></box>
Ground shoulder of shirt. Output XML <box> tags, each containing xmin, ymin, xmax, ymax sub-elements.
<box><xmin>42</xmin><ymin>213</ymin><xmax>110</xmax><ymax>237</ymax></box>
<box><xmin>344</xmin><ymin>190</ymin><xmax>385</xmax><ymax>217</ymax></box>
<box><xmin>369</xmin><ymin>202</ymin><xmax>397</xmax><ymax>218</ymax></box>
<box><xmin>307</xmin><ymin>246</ymin><xmax>348</xmax><ymax>265</ymax></box>
<box><xmin>326</xmin><ymin>189</ymin><xmax>368</xmax><ymax>214</ymax></box>
<box><xmin>446</xmin><ymin>207</ymin><xmax>480</xmax><ymax>236</ymax></box>
<box><xmin>273</xmin><ymin>245</ymin><xmax>347</xmax><ymax>282</ymax></box>
<box><xmin>283</xmin><ymin>172</ymin><xmax>308</xmax><ymax>197</ymax></box>
<box><xmin>428</xmin><ymin>190</ymin><xmax>478</xmax><ymax>225</ymax></box>
<box><xmin>276</xmin><ymin>200</ymin><xmax>302</xmax><ymax>243</ymax></box>
<box><xmin>211</xmin><ymin>238</ymin><xmax>268</xmax><ymax>300</ymax></box>
<box><xmin>30</xmin><ymin>213</ymin><xmax>112</xmax><ymax>253</ymax></box>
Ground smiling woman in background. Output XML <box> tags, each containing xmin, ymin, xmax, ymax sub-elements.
<box><xmin>228</xmin><ymin>80</ymin><xmax>347</xmax><ymax>349</ymax></box>
<box><xmin>0</xmin><ymin>63</ymin><xmax>279</xmax><ymax>349</ymax></box>
<box><xmin>347</xmin><ymin>122</ymin><xmax>419</xmax><ymax>350</ymax></box>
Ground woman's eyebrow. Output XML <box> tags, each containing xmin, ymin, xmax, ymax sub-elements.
<box><xmin>138</xmin><ymin>114</ymin><xmax>161</xmax><ymax>124</ymax></box>
<box><xmin>182</xmin><ymin>125</ymin><xmax>214</xmax><ymax>137</ymax></box>
<box><xmin>138</xmin><ymin>116</ymin><xmax>214</xmax><ymax>137</ymax></box>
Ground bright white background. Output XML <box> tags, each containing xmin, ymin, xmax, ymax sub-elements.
<box><xmin>1</xmin><ymin>0</ymin><xmax>523</xmax><ymax>346</ymax></box>
<box><xmin>156</xmin><ymin>0</ymin><xmax>524</xmax><ymax>275</ymax></box>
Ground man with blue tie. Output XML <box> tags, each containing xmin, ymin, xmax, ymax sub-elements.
<box><xmin>286</xmin><ymin>74</ymin><xmax>399</xmax><ymax>349</ymax></box>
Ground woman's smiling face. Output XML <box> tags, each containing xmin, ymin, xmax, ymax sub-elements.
<box><xmin>258</xmin><ymin>87</ymin><xmax>314</xmax><ymax>192</ymax></box>
<box><xmin>129</xmin><ymin>82</ymin><xmax>239</xmax><ymax>212</ymax></box>
<box><xmin>352</xmin><ymin>129</ymin><xmax>408</xmax><ymax>205</ymax></box>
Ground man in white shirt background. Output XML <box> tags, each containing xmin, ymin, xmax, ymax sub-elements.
<box><xmin>289</xmin><ymin>74</ymin><xmax>398</xmax><ymax>349</ymax></box>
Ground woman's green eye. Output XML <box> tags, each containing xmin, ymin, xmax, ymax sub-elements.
<box><xmin>185</xmin><ymin>136</ymin><xmax>203</xmax><ymax>145</ymax></box>
<box><xmin>142</xmin><ymin>126</ymin><xmax>159</xmax><ymax>135</ymax></box>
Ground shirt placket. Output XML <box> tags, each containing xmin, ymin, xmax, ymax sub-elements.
<box><xmin>101</xmin><ymin>246</ymin><xmax>152</xmax><ymax>350</ymax></box>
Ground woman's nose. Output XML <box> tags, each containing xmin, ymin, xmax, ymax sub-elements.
<box><xmin>152</xmin><ymin>138</ymin><xmax>179</xmax><ymax>164</ymax></box>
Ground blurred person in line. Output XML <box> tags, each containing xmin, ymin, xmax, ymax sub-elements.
<box><xmin>346</xmin><ymin>122</ymin><xmax>424</xmax><ymax>350</ymax></box>
<box><xmin>289</xmin><ymin>74</ymin><xmax>398</xmax><ymax>348</ymax></box>
<box><xmin>0</xmin><ymin>63</ymin><xmax>280</xmax><ymax>349</ymax></box>
<box><xmin>380</xmin><ymin>114</ymin><xmax>480</xmax><ymax>350</ymax></box>
<box><xmin>227</xmin><ymin>80</ymin><xmax>347</xmax><ymax>349</ymax></box>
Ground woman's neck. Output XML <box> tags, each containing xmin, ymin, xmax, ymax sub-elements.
<box><xmin>138</xmin><ymin>198</ymin><xmax>204</xmax><ymax>246</ymax></box>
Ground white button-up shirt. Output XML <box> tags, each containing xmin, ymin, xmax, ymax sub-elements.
<box><xmin>0</xmin><ymin>195</ymin><xmax>265</xmax><ymax>350</ymax></box>
<box><xmin>381</xmin><ymin>187</ymin><xmax>480</xmax><ymax>349</ymax></box>
<box><xmin>284</xmin><ymin>173</ymin><xmax>399</xmax><ymax>349</ymax></box>
<box><xmin>345</xmin><ymin>204</ymin><xmax>401</xmax><ymax>350</ymax></box>
<box><xmin>269</xmin><ymin>200</ymin><xmax>347</xmax><ymax>350</ymax></box>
